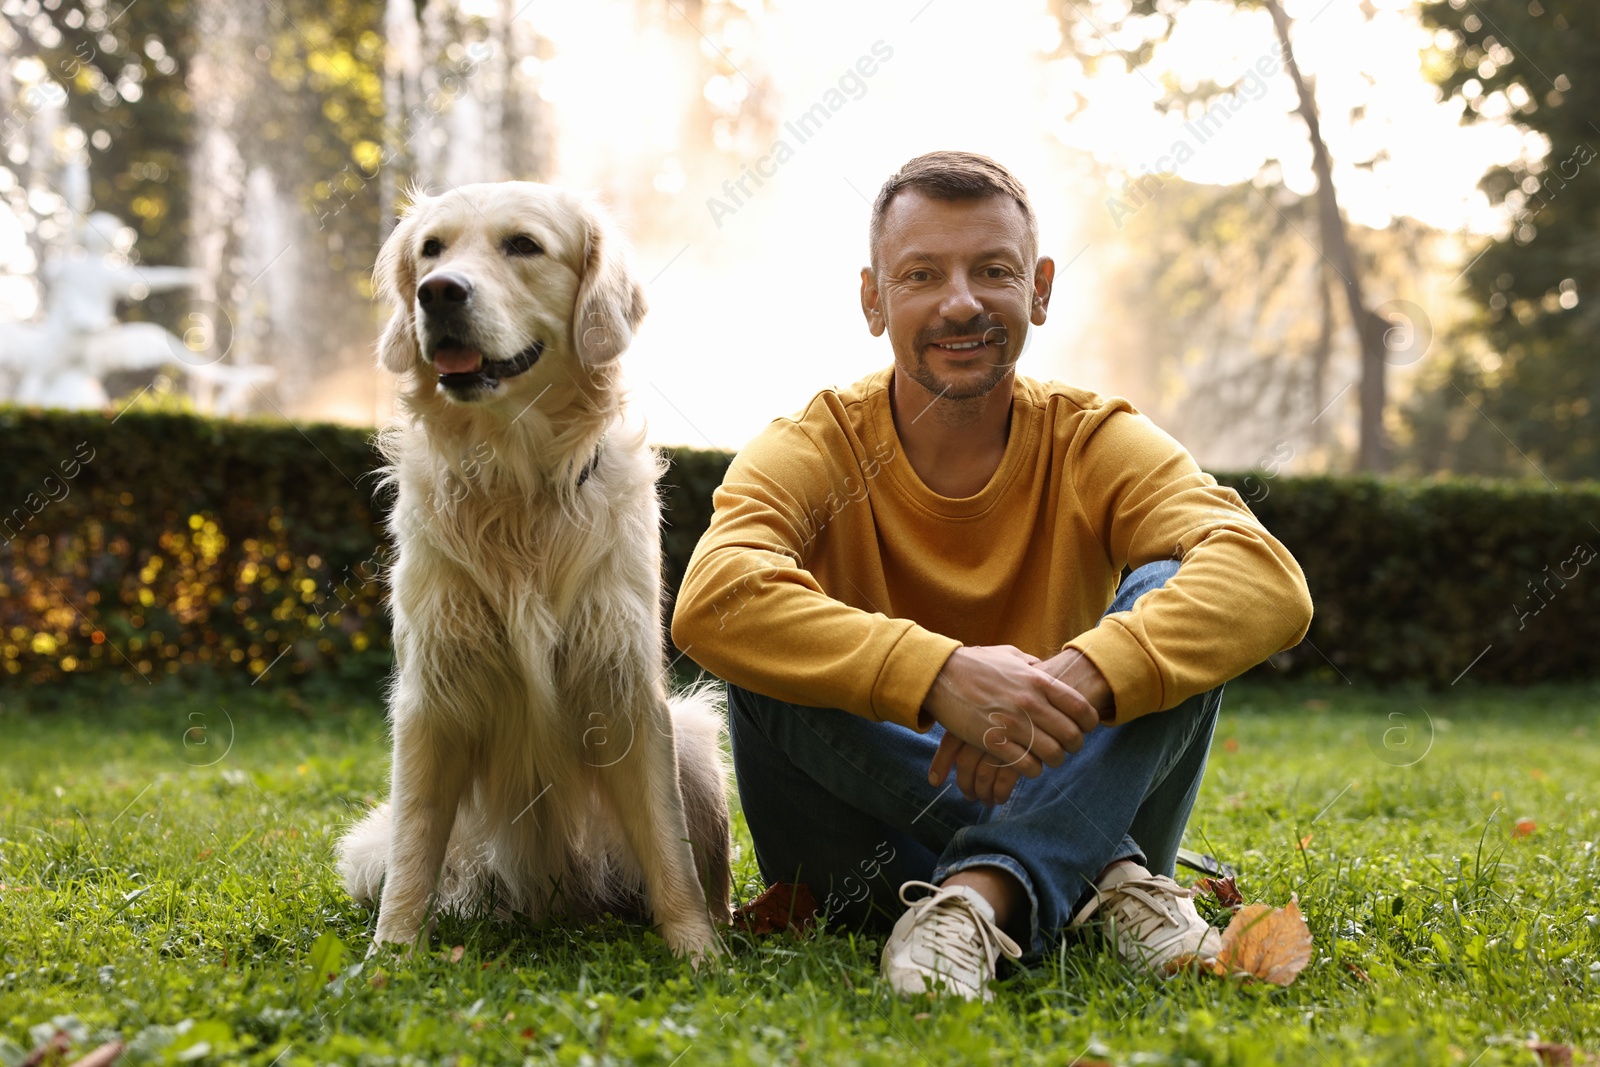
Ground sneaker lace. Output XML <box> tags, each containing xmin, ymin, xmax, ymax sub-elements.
<box><xmin>1103</xmin><ymin>876</ymin><xmax>1195</xmax><ymax>944</ymax></box>
<box><xmin>898</xmin><ymin>881</ymin><xmax>1022</xmax><ymax>974</ymax></box>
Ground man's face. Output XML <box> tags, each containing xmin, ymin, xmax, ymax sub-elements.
<box><xmin>861</xmin><ymin>190</ymin><xmax>1053</xmax><ymax>401</ymax></box>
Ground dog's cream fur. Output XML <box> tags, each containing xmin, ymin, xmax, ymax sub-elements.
<box><xmin>335</xmin><ymin>182</ymin><xmax>729</xmax><ymax>959</ymax></box>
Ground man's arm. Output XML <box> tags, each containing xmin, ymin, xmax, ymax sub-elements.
<box><xmin>671</xmin><ymin>420</ymin><xmax>962</xmax><ymax>730</ymax></box>
<box><xmin>923</xmin><ymin>644</ymin><xmax>1104</xmax><ymax>804</ymax></box>
<box><xmin>676</xmin><ymin>420</ymin><xmax>1100</xmax><ymax>779</ymax></box>
<box><xmin>1061</xmin><ymin>404</ymin><xmax>1314</xmax><ymax>722</ymax></box>
<box><xmin>924</xmin><ymin>403</ymin><xmax>1310</xmax><ymax>806</ymax></box>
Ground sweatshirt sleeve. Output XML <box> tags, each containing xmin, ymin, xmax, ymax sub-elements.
<box><xmin>670</xmin><ymin>419</ymin><xmax>959</xmax><ymax>731</ymax></box>
<box><xmin>1062</xmin><ymin>404</ymin><xmax>1314</xmax><ymax>722</ymax></box>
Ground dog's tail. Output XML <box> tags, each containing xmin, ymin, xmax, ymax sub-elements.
<box><xmin>670</xmin><ymin>683</ymin><xmax>734</xmax><ymax>924</ymax></box>
<box><xmin>336</xmin><ymin>802</ymin><xmax>393</xmax><ymax>904</ymax></box>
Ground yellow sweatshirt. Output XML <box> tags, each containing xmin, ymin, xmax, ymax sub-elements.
<box><xmin>671</xmin><ymin>368</ymin><xmax>1313</xmax><ymax>731</ymax></box>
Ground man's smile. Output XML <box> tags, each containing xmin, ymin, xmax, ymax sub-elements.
<box><xmin>926</xmin><ymin>337</ymin><xmax>1003</xmax><ymax>367</ymax></box>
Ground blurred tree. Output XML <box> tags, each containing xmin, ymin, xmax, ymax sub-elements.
<box><xmin>3</xmin><ymin>0</ymin><xmax>195</xmax><ymax>269</ymax></box>
<box><xmin>1090</xmin><ymin>175</ymin><xmax>1445</xmax><ymax>473</ymax></box>
<box><xmin>2</xmin><ymin>0</ymin><xmax>770</xmax><ymax>417</ymax></box>
<box><xmin>1094</xmin><ymin>179</ymin><xmax>1339</xmax><ymax>470</ymax></box>
<box><xmin>1403</xmin><ymin>0</ymin><xmax>1598</xmax><ymax>482</ymax></box>
<box><xmin>1049</xmin><ymin>0</ymin><xmax>1398</xmax><ymax>471</ymax></box>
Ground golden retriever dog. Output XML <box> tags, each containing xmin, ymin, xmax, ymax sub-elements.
<box><xmin>335</xmin><ymin>182</ymin><xmax>730</xmax><ymax>960</ymax></box>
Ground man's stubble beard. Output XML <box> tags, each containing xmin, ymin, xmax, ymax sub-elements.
<box><xmin>903</xmin><ymin>345</ymin><xmax>1015</xmax><ymax>426</ymax></box>
<box><xmin>907</xmin><ymin>349</ymin><xmax>1012</xmax><ymax>398</ymax></box>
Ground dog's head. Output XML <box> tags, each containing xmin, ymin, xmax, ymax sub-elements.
<box><xmin>372</xmin><ymin>182</ymin><xmax>647</xmax><ymax>406</ymax></box>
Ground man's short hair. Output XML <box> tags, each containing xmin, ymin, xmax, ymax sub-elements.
<box><xmin>868</xmin><ymin>151</ymin><xmax>1039</xmax><ymax>272</ymax></box>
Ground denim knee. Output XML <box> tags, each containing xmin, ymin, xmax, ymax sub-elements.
<box><xmin>1110</xmin><ymin>559</ymin><xmax>1182</xmax><ymax>615</ymax></box>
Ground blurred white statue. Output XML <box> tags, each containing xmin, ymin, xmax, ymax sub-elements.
<box><xmin>0</xmin><ymin>210</ymin><xmax>275</xmax><ymax>414</ymax></box>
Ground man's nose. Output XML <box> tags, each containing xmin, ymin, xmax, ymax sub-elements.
<box><xmin>937</xmin><ymin>274</ymin><xmax>982</xmax><ymax>321</ymax></box>
<box><xmin>416</xmin><ymin>270</ymin><xmax>473</xmax><ymax>310</ymax></box>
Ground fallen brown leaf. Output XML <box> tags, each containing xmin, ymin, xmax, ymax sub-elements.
<box><xmin>1527</xmin><ymin>1041</ymin><xmax>1591</xmax><ymax>1066</ymax></box>
<box><xmin>1298</xmin><ymin>833</ymin><xmax>1314</xmax><ymax>851</ymax></box>
<box><xmin>1204</xmin><ymin>896</ymin><xmax>1313</xmax><ymax>987</ymax></box>
<box><xmin>448</xmin><ymin>945</ymin><xmax>465</xmax><ymax>963</ymax></box>
<box><xmin>66</xmin><ymin>1042</ymin><xmax>124</xmax><ymax>1067</ymax></box>
<box><xmin>732</xmin><ymin>882</ymin><xmax>818</xmax><ymax>935</ymax></box>
<box><xmin>21</xmin><ymin>1032</ymin><xmax>71</xmax><ymax>1067</ymax></box>
<box><xmin>1194</xmin><ymin>876</ymin><xmax>1244</xmax><ymax>909</ymax></box>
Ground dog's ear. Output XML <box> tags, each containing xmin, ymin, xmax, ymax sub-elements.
<box><xmin>373</xmin><ymin>209</ymin><xmax>422</xmax><ymax>374</ymax></box>
<box><xmin>572</xmin><ymin>201</ymin><xmax>647</xmax><ymax>364</ymax></box>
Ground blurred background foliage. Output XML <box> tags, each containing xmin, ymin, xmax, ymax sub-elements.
<box><xmin>0</xmin><ymin>0</ymin><xmax>1597</xmax><ymax>692</ymax></box>
<box><xmin>0</xmin><ymin>0</ymin><xmax>1593</xmax><ymax>475</ymax></box>
<box><xmin>1406</xmin><ymin>0</ymin><xmax>1600</xmax><ymax>481</ymax></box>
<box><xmin>2</xmin><ymin>410</ymin><xmax>1596</xmax><ymax>690</ymax></box>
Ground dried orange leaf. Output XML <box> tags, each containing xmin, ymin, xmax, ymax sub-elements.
<box><xmin>1194</xmin><ymin>876</ymin><xmax>1244</xmax><ymax>909</ymax></box>
<box><xmin>1297</xmin><ymin>833</ymin><xmax>1313</xmax><ymax>851</ymax></box>
<box><xmin>732</xmin><ymin>881</ymin><xmax>818</xmax><ymax>936</ymax></box>
<box><xmin>66</xmin><ymin>1041</ymin><xmax>126</xmax><ymax>1067</ymax></box>
<box><xmin>21</xmin><ymin>1031</ymin><xmax>72</xmax><ymax>1067</ymax></box>
<box><xmin>1514</xmin><ymin>818</ymin><xmax>1537</xmax><ymax>838</ymax></box>
<box><xmin>1526</xmin><ymin>1041</ymin><xmax>1592</xmax><ymax>1066</ymax></box>
<box><xmin>1211</xmin><ymin>896</ymin><xmax>1313</xmax><ymax>987</ymax></box>
<box><xmin>448</xmin><ymin>944</ymin><xmax>465</xmax><ymax>963</ymax></box>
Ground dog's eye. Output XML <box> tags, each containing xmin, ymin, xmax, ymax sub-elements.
<box><xmin>421</xmin><ymin>238</ymin><xmax>443</xmax><ymax>257</ymax></box>
<box><xmin>504</xmin><ymin>235</ymin><xmax>544</xmax><ymax>257</ymax></box>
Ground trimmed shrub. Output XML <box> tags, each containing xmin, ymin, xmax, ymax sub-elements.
<box><xmin>0</xmin><ymin>409</ymin><xmax>391</xmax><ymax>688</ymax></box>
<box><xmin>2</xmin><ymin>408</ymin><xmax>1595</xmax><ymax>690</ymax></box>
<box><xmin>1228</xmin><ymin>474</ymin><xmax>1600</xmax><ymax>686</ymax></box>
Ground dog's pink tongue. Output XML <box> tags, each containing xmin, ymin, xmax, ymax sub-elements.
<box><xmin>434</xmin><ymin>347</ymin><xmax>483</xmax><ymax>374</ymax></box>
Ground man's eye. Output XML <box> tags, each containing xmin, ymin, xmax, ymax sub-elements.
<box><xmin>907</xmin><ymin>270</ymin><xmax>933</xmax><ymax>282</ymax></box>
<box><xmin>421</xmin><ymin>238</ymin><xmax>443</xmax><ymax>257</ymax></box>
<box><xmin>504</xmin><ymin>234</ymin><xmax>544</xmax><ymax>256</ymax></box>
<box><xmin>984</xmin><ymin>267</ymin><xmax>1010</xmax><ymax>279</ymax></box>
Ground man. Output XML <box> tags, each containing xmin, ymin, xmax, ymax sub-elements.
<box><xmin>672</xmin><ymin>151</ymin><xmax>1313</xmax><ymax>1000</ymax></box>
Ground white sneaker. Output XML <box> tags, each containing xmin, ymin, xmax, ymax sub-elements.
<box><xmin>1069</xmin><ymin>861</ymin><xmax>1219</xmax><ymax>974</ymax></box>
<box><xmin>880</xmin><ymin>881</ymin><xmax>1023</xmax><ymax>1001</ymax></box>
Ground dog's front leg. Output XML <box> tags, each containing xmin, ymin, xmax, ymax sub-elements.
<box><xmin>594</xmin><ymin>704</ymin><xmax>724</xmax><ymax>962</ymax></box>
<box><xmin>372</xmin><ymin>711</ymin><xmax>473</xmax><ymax>953</ymax></box>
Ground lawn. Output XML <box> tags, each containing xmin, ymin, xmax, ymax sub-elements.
<box><xmin>1</xmin><ymin>678</ymin><xmax>1597</xmax><ymax>1066</ymax></box>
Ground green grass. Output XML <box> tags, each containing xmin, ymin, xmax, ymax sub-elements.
<box><xmin>1</xmin><ymin>678</ymin><xmax>1597</xmax><ymax>1066</ymax></box>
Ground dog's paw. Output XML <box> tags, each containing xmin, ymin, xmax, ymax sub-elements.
<box><xmin>370</xmin><ymin>917</ymin><xmax>432</xmax><ymax>959</ymax></box>
<box><xmin>366</xmin><ymin>935</ymin><xmax>414</xmax><ymax>962</ymax></box>
<box><xmin>665</xmin><ymin>921</ymin><xmax>727</xmax><ymax>967</ymax></box>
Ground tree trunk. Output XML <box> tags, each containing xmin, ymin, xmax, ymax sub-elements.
<box><xmin>1309</xmin><ymin>259</ymin><xmax>1333</xmax><ymax>456</ymax></box>
<box><xmin>1264</xmin><ymin>0</ymin><xmax>1388</xmax><ymax>472</ymax></box>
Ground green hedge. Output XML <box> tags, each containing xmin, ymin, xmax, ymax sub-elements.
<box><xmin>2</xmin><ymin>408</ymin><xmax>1596</xmax><ymax>690</ymax></box>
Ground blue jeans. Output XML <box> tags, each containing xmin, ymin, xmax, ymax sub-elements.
<box><xmin>726</xmin><ymin>560</ymin><xmax>1222</xmax><ymax>957</ymax></box>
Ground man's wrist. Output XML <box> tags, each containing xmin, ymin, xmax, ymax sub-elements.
<box><xmin>917</xmin><ymin>645</ymin><xmax>965</xmax><ymax>731</ymax></box>
<box><xmin>1050</xmin><ymin>647</ymin><xmax>1116</xmax><ymax>721</ymax></box>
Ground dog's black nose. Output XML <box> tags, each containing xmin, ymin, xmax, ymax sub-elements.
<box><xmin>417</xmin><ymin>271</ymin><xmax>473</xmax><ymax>308</ymax></box>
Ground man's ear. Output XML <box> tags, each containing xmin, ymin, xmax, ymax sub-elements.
<box><xmin>373</xmin><ymin>209</ymin><xmax>422</xmax><ymax>374</ymax></box>
<box><xmin>1030</xmin><ymin>255</ymin><xmax>1055</xmax><ymax>327</ymax></box>
<box><xmin>572</xmin><ymin>200</ymin><xmax>647</xmax><ymax>364</ymax></box>
<box><xmin>860</xmin><ymin>267</ymin><xmax>885</xmax><ymax>337</ymax></box>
